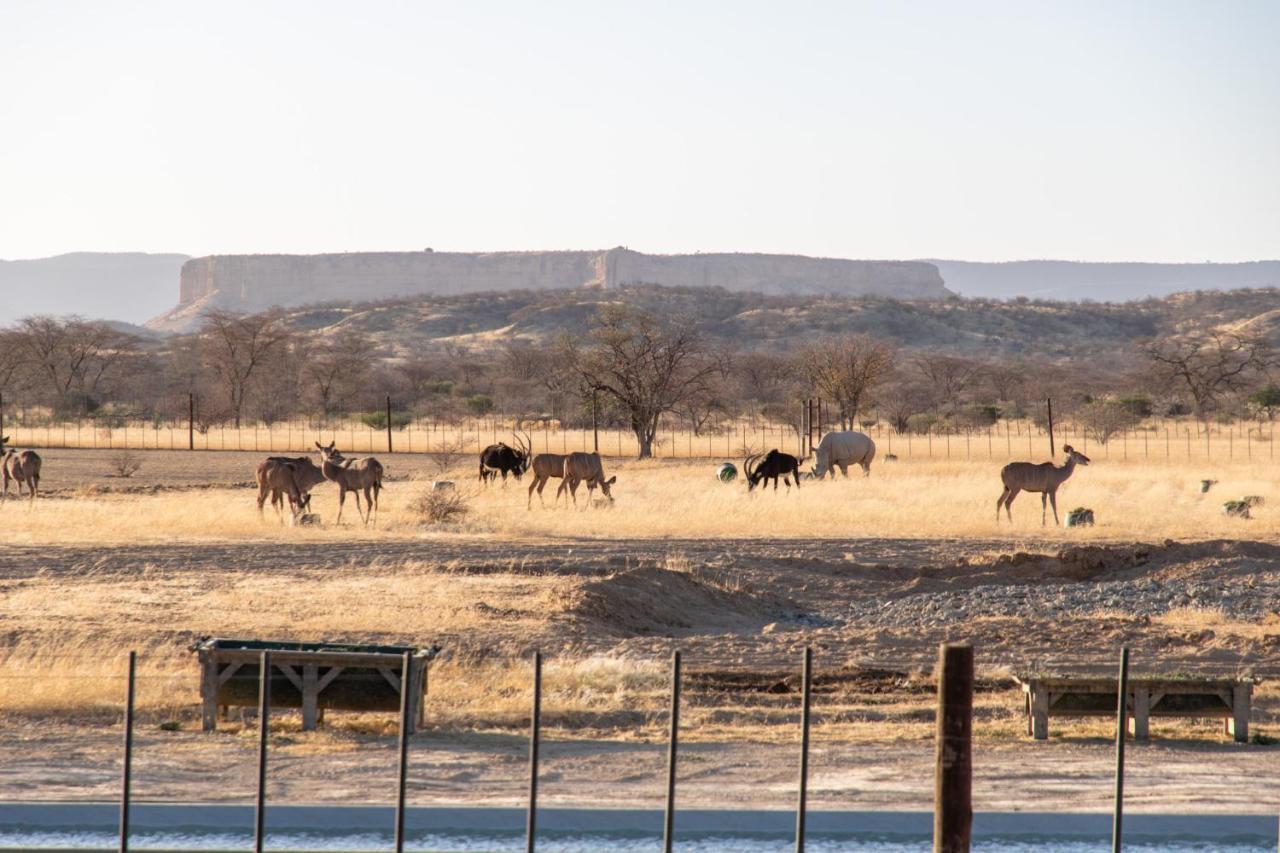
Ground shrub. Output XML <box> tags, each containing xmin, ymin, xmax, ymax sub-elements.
<box><xmin>358</xmin><ymin>410</ymin><xmax>413</xmax><ymax>430</ymax></box>
<box><xmin>464</xmin><ymin>394</ymin><xmax>495</xmax><ymax>416</ymax></box>
<box><xmin>110</xmin><ymin>451</ymin><xmax>143</xmax><ymax>478</ymax></box>
<box><xmin>412</xmin><ymin>489</ymin><xmax>472</xmax><ymax>525</ymax></box>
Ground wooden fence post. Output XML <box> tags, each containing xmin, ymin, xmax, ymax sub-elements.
<box><xmin>1047</xmin><ymin>398</ymin><xmax>1055</xmax><ymax>457</ymax></box>
<box><xmin>934</xmin><ymin>643</ymin><xmax>973</xmax><ymax>853</ymax></box>
<box><xmin>394</xmin><ymin>651</ymin><xmax>412</xmax><ymax>853</ymax></box>
<box><xmin>386</xmin><ymin>396</ymin><xmax>394</xmax><ymax>454</ymax></box>
<box><xmin>255</xmin><ymin>651</ymin><xmax>271</xmax><ymax>853</ymax></box>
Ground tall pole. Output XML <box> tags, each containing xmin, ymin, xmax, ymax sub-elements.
<box><xmin>386</xmin><ymin>396</ymin><xmax>394</xmax><ymax>454</ymax></box>
<box><xmin>795</xmin><ymin>646</ymin><xmax>813</xmax><ymax>853</ymax></box>
<box><xmin>1047</xmin><ymin>398</ymin><xmax>1055</xmax><ymax>458</ymax></box>
<box><xmin>526</xmin><ymin>651</ymin><xmax>542</xmax><ymax>853</ymax></box>
<box><xmin>663</xmin><ymin>650</ymin><xmax>681</xmax><ymax>853</ymax></box>
<box><xmin>188</xmin><ymin>393</ymin><xmax>195</xmax><ymax>451</ymax></box>
<box><xmin>394</xmin><ymin>651</ymin><xmax>412</xmax><ymax>852</ymax></box>
<box><xmin>934</xmin><ymin>643</ymin><xmax>973</xmax><ymax>853</ymax></box>
<box><xmin>119</xmin><ymin>651</ymin><xmax>137</xmax><ymax>853</ymax></box>
<box><xmin>255</xmin><ymin>651</ymin><xmax>271</xmax><ymax>853</ymax></box>
<box><xmin>1112</xmin><ymin>647</ymin><xmax>1130</xmax><ymax>853</ymax></box>
<box><xmin>592</xmin><ymin>390</ymin><xmax>599</xmax><ymax>454</ymax></box>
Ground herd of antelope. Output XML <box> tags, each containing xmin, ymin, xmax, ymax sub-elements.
<box><xmin>2</xmin><ymin>427</ymin><xmax>1092</xmax><ymax>527</ymax></box>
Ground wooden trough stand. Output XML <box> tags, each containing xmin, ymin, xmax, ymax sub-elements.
<box><xmin>193</xmin><ymin>638</ymin><xmax>437</xmax><ymax>733</ymax></box>
<box><xmin>1015</xmin><ymin>675</ymin><xmax>1255</xmax><ymax>742</ymax></box>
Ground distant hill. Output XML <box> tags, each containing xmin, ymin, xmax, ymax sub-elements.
<box><xmin>0</xmin><ymin>252</ymin><xmax>190</xmax><ymax>326</ymax></box>
<box><xmin>268</xmin><ymin>285</ymin><xmax>1280</xmax><ymax>359</ymax></box>
<box><xmin>930</xmin><ymin>260</ymin><xmax>1280</xmax><ymax>301</ymax></box>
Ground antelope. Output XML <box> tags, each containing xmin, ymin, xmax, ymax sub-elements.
<box><xmin>812</xmin><ymin>431</ymin><xmax>876</xmax><ymax>479</ymax></box>
<box><xmin>256</xmin><ymin>456</ymin><xmax>326</xmax><ymax>521</ymax></box>
<box><xmin>526</xmin><ymin>452</ymin><xmax>569</xmax><ymax>509</ymax></box>
<box><xmin>556</xmin><ymin>451</ymin><xmax>616</xmax><ymax>508</ymax></box>
<box><xmin>745</xmin><ymin>449</ymin><xmax>802</xmax><ymax>492</ymax></box>
<box><xmin>315</xmin><ymin>442</ymin><xmax>385</xmax><ymax>525</ymax></box>
<box><xmin>997</xmin><ymin>444</ymin><xmax>1091</xmax><ymax>525</ymax></box>
<box><xmin>479</xmin><ymin>433</ymin><xmax>531</xmax><ymax>485</ymax></box>
<box><xmin>1</xmin><ymin>436</ymin><xmax>41</xmax><ymax>503</ymax></box>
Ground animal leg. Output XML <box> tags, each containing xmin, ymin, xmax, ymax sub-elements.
<box><xmin>1049</xmin><ymin>491</ymin><xmax>1059</xmax><ymax>526</ymax></box>
<box><xmin>838</xmin><ymin>463</ymin><xmax>849</xmax><ymax>478</ymax></box>
<box><xmin>555</xmin><ymin>478</ymin><xmax>570</xmax><ymax>507</ymax></box>
<box><xmin>861</xmin><ymin>461</ymin><xmax>871</xmax><ymax>477</ymax></box>
<box><xmin>335</xmin><ymin>488</ymin><xmax>347</xmax><ymax>524</ymax></box>
<box><xmin>793</xmin><ymin>465</ymin><xmax>801</xmax><ymax>489</ymax></box>
<box><xmin>996</xmin><ymin>487</ymin><xmax>1009</xmax><ymax>522</ymax></box>
<box><xmin>1041</xmin><ymin>493</ymin><xmax>1047</xmax><ymax>526</ymax></box>
<box><xmin>527</xmin><ymin>477</ymin><xmax>539</xmax><ymax>510</ymax></box>
<box><xmin>1004</xmin><ymin>487</ymin><xmax>1020</xmax><ymax>522</ymax></box>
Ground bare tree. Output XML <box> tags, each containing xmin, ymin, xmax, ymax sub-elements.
<box><xmin>1075</xmin><ymin>399</ymin><xmax>1142</xmax><ymax>445</ymax></box>
<box><xmin>798</xmin><ymin>335</ymin><xmax>894</xmax><ymax>428</ymax></box>
<box><xmin>913</xmin><ymin>353</ymin><xmax>980</xmax><ymax>414</ymax></box>
<box><xmin>10</xmin><ymin>316</ymin><xmax>140</xmax><ymax>414</ymax></box>
<box><xmin>571</xmin><ymin>306</ymin><xmax>720</xmax><ymax>459</ymax></box>
<box><xmin>879</xmin><ymin>375</ymin><xmax>935</xmax><ymax>434</ymax></box>
<box><xmin>201</xmin><ymin>309</ymin><xmax>293</xmax><ymax>428</ymax></box>
<box><xmin>301</xmin><ymin>328</ymin><xmax>375</xmax><ymax>417</ymax></box>
<box><xmin>1144</xmin><ymin>332</ymin><xmax>1275</xmax><ymax>425</ymax></box>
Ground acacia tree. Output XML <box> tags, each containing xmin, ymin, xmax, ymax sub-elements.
<box><xmin>301</xmin><ymin>328</ymin><xmax>375</xmax><ymax>417</ymax></box>
<box><xmin>1143</xmin><ymin>332</ymin><xmax>1275</xmax><ymax>426</ymax></box>
<box><xmin>201</xmin><ymin>309</ymin><xmax>293</xmax><ymax>428</ymax></box>
<box><xmin>913</xmin><ymin>352</ymin><xmax>981</xmax><ymax>414</ymax></box>
<box><xmin>9</xmin><ymin>316</ymin><xmax>140</xmax><ymax>414</ymax></box>
<box><xmin>798</xmin><ymin>335</ymin><xmax>894</xmax><ymax>428</ymax></box>
<box><xmin>570</xmin><ymin>306</ymin><xmax>720</xmax><ymax>459</ymax></box>
<box><xmin>1075</xmin><ymin>399</ymin><xmax>1142</xmax><ymax>445</ymax></box>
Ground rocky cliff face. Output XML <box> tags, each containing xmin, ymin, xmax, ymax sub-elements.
<box><xmin>150</xmin><ymin>248</ymin><xmax>948</xmax><ymax>331</ymax></box>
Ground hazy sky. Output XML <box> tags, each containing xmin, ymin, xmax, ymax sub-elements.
<box><xmin>3</xmin><ymin>1</ymin><xmax>1278</xmax><ymax>262</ymax></box>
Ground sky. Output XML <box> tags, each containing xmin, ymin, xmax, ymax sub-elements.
<box><xmin>2</xmin><ymin>1</ymin><xmax>1278</xmax><ymax>263</ymax></box>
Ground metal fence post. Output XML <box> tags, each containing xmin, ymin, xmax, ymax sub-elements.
<box><xmin>119</xmin><ymin>651</ymin><xmax>136</xmax><ymax>853</ymax></box>
<box><xmin>1113</xmin><ymin>647</ymin><xmax>1130</xmax><ymax>853</ymax></box>
<box><xmin>255</xmin><ymin>651</ymin><xmax>271</xmax><ymax>853</ymax></box>
<box><xmin>795</xmin><ymin>646</ymin><xmax>813</xmax><ymax>853</ymax></box>
<box><xmin>663</xmin><ymin>650</ymin><xmax>681</xmax><ymax>853</ymax></box>
<box><xmin>934</xmin><ymin>643</ymin><xmax>973</xmax><ymax>853</ymax></box>
<box><xmin>527</xmin><ymin>651</ymin><xmax>542</xmax><ymax>853</ymax></box>
<box><xmin>395</xmin><ymin>650</ymin><xmax>412</xmax><ymax>852</ymax></box>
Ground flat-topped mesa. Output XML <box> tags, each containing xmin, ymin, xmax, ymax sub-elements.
<box><xmin>154</xmin><ymin>248</ymin><xmax>949</xmax><ymax>330</ymax></box>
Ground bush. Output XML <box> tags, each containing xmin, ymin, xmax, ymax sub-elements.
<box><xmin>464</xmin><ymin>394</ymin><xmax>495</xmax><ymax>416</ymax></box>
<box><xmin>110</xmin><ymin>451</ymin><xmax>143</xmax><ymax>478</ymax></box>
<box><xmin>358</xmin><ymin>410</ymin><xmax>413</xmax><ymax>430</ymax></box>
<box><xmin>1116</xmin><ymin>395</ymin><xmax>1153</xmax><ymax>418</ymax></box>
<box><xmin>411</xmin><ymin>489</ymin><xmax>472</xmax><ymax>525</ymax></box>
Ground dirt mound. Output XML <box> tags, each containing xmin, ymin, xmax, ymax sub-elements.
<box><xmin>567</xmin><ymin>567</ymin><xmax>791</xmax><ymax>637</ymax></box>
<box><xmin>975</xmin><ymin>539</ymin><xmax>1280</xmax><ymax>584</ymax></box>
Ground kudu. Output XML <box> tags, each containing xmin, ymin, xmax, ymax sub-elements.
<box><xmin>744</xmin><ymin>449</ymin><xmax>802</xmax><ymax>492</ymax></box>
<box><xmin>997</xmin><ymin>444</ymin><xmax>1091</xmax><ymax>525</ymax></box>
<box><xmin>315</xmin><ymin>442</ymin><xmax>385</xmax><ymax>525</ymax></box>
<box><xmin>556</xmin><ymin>451</ymin><xmax>616</xmax><ymax>508</ymax></box>
<box><xmin>479</xmin><ymin>433</ymin><xmax>531</xmax><ymax>485</ymax></box>
<box><xmin>526</xmin><ymin>452</ymin><xmax>569</xmax><ymax>509</ymax></box>
<box><xmin>256</xmin><ymin>456</ymin><xmax>326</xmax><ymax>522</ymax></box>
<box><xmin>0</xmin><ymin>436</ymin><xmax>41</xmax><ymax>504</ymax></box>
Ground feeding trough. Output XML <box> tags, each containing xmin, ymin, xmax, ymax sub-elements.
<box><xmin>717</xmin><ymin>462</ymin><xmax>737</xmax><ymax>483</ymax></box>
<box><xmin>192</xmin><ymin>638</ymin><xmax>439</xmax><ymax>732</ymax></box>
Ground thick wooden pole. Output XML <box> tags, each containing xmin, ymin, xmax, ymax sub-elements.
<box><xmin>795</xmin><ymin>646</ymin><xmax>813</xmax><ymax>853</ymax></box>
<box><xmin>394</xmin><ymin>651</ymin><xmax>412</xmax><ymax>852</ymax></box>
<box><xmin>254</xmin><ymin>651</ymin><xmax>271</xmax><ymax>853</ymax></box>
<box><xmin>934</xmin><ymin>643</ymin><xmax>973</xmax><ymax>853</ymax></box>
<box><xmin>526</xmin><ymin>651</ymin><xmax>542</xmax><ymax>853</ymax></box>
<box><xmin>1113</xmin><ymin>647</ymin><xmax>1130</xmax><ymax>853</ymax></box>
<box><xmin>188</xmin><ymin>393</ymin><xmax>195</xmax><ymax>451</ymax></box>
<box><xmin>1046</xmin><ymin>398</ymin><xmax>1055</xmax><ymax>457</ymax></box>
<box><xmin>119</xmin><ymin>651</ymin><xmax>136</xmax><ymax>853</ymax></box>
<box><xmin>592</xmin><ymin>390</ymin><xmax>599</xmax><ymax>454</ymax></box>
<box><xmin>663</xmin><ymin>650</ymin><xmax>681</xmax><ymax>853</ymax></box>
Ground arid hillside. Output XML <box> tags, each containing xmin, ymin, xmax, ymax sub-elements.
<box><xmin>268</xmin><ymin>284</ymin><xmax>1280</xmax><ymax>357</ymax></box>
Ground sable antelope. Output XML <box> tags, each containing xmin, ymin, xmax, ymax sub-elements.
<box><xmin>556</xmin><ymin>451</ymin><xmax>616</xmax><ymax>508</ymax></box>
<box><xmin>997</xmin><ymin>444</ymin><xmax>1091</xmax><ymax>525</ymax></box>
<box><xmin>745</xmin><ymin>449</ymin><xmax>802</xmax><ymax>492</ymax></box>
<box><xmin>526</xmin><ymin>452</ymin><xmax>569</xmax><ymax>509</ymax></box>
<box><xmin>0</xmin><ymin>436</ymin><xmax>41</xmax><ymax>503</ymax></box>
<box><xmin>315</xmin><ymin>442</ymin><xmax>385</xmax><ymax>525</ymax></box>
<box><xmin>479</xmin><ymin>433</ymin><xmax>531</xmax><ymax>485</ymax></box>
<box><xmin>256</xmin><ymin>456</ymin><xmax>326</xmax><ymax>521</ymax></box>
<box><xmin>812</xmin><ymin>430</ymin><xmax>876</xmax><ymax>479</ymax></box>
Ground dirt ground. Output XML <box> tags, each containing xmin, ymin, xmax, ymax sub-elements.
<box><xmin>0</xmin><ymin>449</ymin><xmax>1277</xmax><ymax>812</ymax></box>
